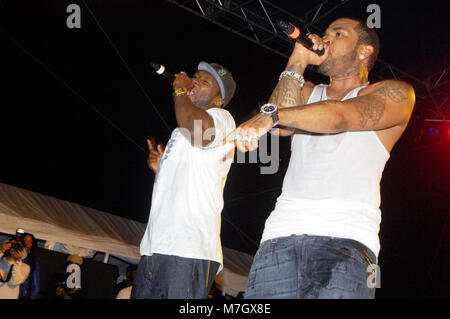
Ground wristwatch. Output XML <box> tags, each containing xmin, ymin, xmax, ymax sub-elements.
<box><xmin>260</xmin><ymin>103</ymin><xmax>279</xmax><ymax>127</ymax></box>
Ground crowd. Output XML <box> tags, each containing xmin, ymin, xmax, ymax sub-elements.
<box><xmin>0</xmin><ymin>231</ymin><xmax>145</xmax><ymax>299</ymax></box>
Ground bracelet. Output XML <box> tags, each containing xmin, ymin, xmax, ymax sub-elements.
<box><xmin>279</xmin><ymin>70</ymin><xmax>305</xmax><ymax>88</ymax></box>
<box><xmin>173</xmin><ymin>87</ymin><xmax>189</xmax><ymax>97</ymax></box>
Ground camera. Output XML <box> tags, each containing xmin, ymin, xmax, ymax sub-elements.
<box><xmin>14</xmin><ymin>228</ymin><xmax>25</xmax><ymax>247</ymax></box>
<box><xmin>10</xmin><ymin>241</ymin><xmax>24</xmax><ymax>252</ymax></box>
<box><xmin>4</xmin><ymin>228</ymin><xmax>25</xmax><ymax>254</ymax></box>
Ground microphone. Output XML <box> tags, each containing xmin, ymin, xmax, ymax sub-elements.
<box><xmin>150</xmin><ymin>61</ymin><xmax>175</xmax><ymax>82</ymax></box>
<box><xmin>277</xmin><ymin>20</ymin><xmax>325</xmax><ymax>56</ymax></box>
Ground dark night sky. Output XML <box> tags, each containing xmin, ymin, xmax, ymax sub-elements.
<box><xmin>0</xmin><ymin>0</ymin><xmax>449</xmax><ymax>298</ymax></box>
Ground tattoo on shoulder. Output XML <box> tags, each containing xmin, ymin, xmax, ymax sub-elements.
<box><xmin>382</xmin><ymin>80</ymin><xmax>411</xmax><ymax>103</ymax></box>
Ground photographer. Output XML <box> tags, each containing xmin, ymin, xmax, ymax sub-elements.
<box><xmin>0</xmin><ymin>238</ymin><xmax>31</xmax><ymax>299</ymax></box>
<box><xmin>19</xmin><ymin>233</ymin><xmax>40</xmax><ymax>299</ymax></box>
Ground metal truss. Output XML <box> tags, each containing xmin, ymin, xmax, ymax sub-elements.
<box><xmin>424</xmin><ymin>68</ymin><xmax>449</xmax><ymax>120</ymax></box>
<box><xmin>167</xmin><ymin>0</ymin><xmax>449</xmax><ymax>120</ymax></box>
<box><xmin>372</xmin><ymin>63</ymin><xmax>450</xmax><ymax>121</ymax></box>
<box><xmin>166</xmin><ymin>0</ymin><xmax>348</xmax><ymax>58</ymax></box>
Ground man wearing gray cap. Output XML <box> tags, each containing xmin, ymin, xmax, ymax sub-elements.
<box><xmin>132</xmin><ymin>62</ymin><xmax>236</xmax><ymax>299</ymax></box>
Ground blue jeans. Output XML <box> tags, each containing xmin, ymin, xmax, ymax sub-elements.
<box><xmin>131</xmin><ymin>253</ymin><xmax>219</xmax><ymax>299</ymax></box>
<box><xmin>245</xmin><ymin>235</ymin><xmax>377</xmax><ymax>299</ymax></box>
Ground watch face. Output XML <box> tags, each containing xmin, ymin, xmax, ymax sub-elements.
<box><xmin>263</xmin><ymin>104</ymin><xmax>276</xmax><ymax>113</ymax></box>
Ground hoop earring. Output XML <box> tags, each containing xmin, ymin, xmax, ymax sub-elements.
<box><xmin>360</xmin><ymin>61</ymin><xmax>369</xmax><ymax>83</ymax></box>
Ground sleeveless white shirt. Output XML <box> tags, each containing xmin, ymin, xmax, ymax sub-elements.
<box><xmin>261</xmin><ymin>84</ymin><xmax>390</xmax><ymax>257</ymax></box>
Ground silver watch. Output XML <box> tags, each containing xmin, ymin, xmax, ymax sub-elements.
<box><xmin>260</xmin><ymin>103</ymin><xmax>279</xmax><ymax>126</ymax></box>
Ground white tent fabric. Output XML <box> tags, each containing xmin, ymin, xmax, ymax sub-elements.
<box><xmin>0</xmin><ymin>182</ymin><xmax>253</xmax><ymax>295</ymax></box>
<box><xmin>0</xmin><ymin>182</ymin><xmax>145</xmax><ymax>260</ymax></box>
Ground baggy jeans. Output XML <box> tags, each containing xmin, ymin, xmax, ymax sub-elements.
<box><xmin>245</xmin><ymin>235</ymin><xmax>377</xmax><ymax>299</ymax></box>
<box><xmin>131</xmin><ymin>253</ymin><xmax>219</xmax><ymax>299</ymax></box>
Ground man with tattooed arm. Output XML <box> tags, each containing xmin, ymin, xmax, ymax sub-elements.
<box><xmin>226</xmin><ymin>18</ymin><xmax>415</xmax><ymax>299</ymax></box>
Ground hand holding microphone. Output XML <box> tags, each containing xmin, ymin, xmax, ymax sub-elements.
<box><xmin>290</xmin><ymin>36</ymin><xmax>330</xmax><ymax>67</ymax></box>
<box><xmin>150</xmin><ymin>61</ymin><xmax>193</xmax><ymax>90</ymax></box>
<box><xmin>277</xmin><ymin>20</ymin><xmax>329</xmax><ymax>66</ymax></box>
<box><xmin>172</xmin><ymin>72</ymin><xmax>193</xmax><ymax>92</ymax></box>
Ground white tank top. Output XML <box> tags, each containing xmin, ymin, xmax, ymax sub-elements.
<box><xmin>261</xmin><ymin>84</ymin><xmax>390</xmax><ymax>257</ymax></box>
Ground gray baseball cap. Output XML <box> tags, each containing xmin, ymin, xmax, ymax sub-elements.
<box><xmin>198</xmin><ymin>62</ymin><xmax>236</xmax><ymax>107</ymax></box>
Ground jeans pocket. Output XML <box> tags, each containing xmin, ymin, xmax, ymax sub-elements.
<box><xmin>328</xmin><ymin>239</ymin><xmax>374</xmax><ymax>268</ymax></box>
<box><xmin>337</xmin><ymin>247</ymin><xmax>367</xmax><ymax>267</ymax></box>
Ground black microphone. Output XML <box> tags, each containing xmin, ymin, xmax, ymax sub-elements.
<box><xmin>277</xmin><ymin>19</ymin><xmax>325</xmax><ymax>56</ymax></box>
<box><xmin>150</xmin><ymin>61</ymin><xmax>175</xmax><ymax>82</ymax></box>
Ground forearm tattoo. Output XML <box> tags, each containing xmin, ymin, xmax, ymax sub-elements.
<box><xmin>269</xmin><ymin>77</ymin><xmax>304</xmax><ymax>107</ymax></box>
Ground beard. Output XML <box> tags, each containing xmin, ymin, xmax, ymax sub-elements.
<box><xmin>191</xmin><ymin>96</ymin><xmax>210</xmax><ymax>108</ymax></box>
<box><xmin>317</xmin><ymin>46</ymin><xmax>358</xmax><ymax>76</ymax></box>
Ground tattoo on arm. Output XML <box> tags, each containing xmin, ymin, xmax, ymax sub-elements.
<box><xmin>353</xmin><ymin>89</ymin><xmax>386</xmax><ymax>128</ymax></box>
<box><xmin>269</xmin><ymin>78</ymin><xmax>304</xmax><ymax>107</ymax></box>
<box><xmin>351</xmin><ymin>80</ymin><xmax>410</xmax><ymax>128</ymax></box>
<box><xmin>383</xmin><ymin>80</ymin><xmax>410</xmax><ymax>103</ymax></box>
